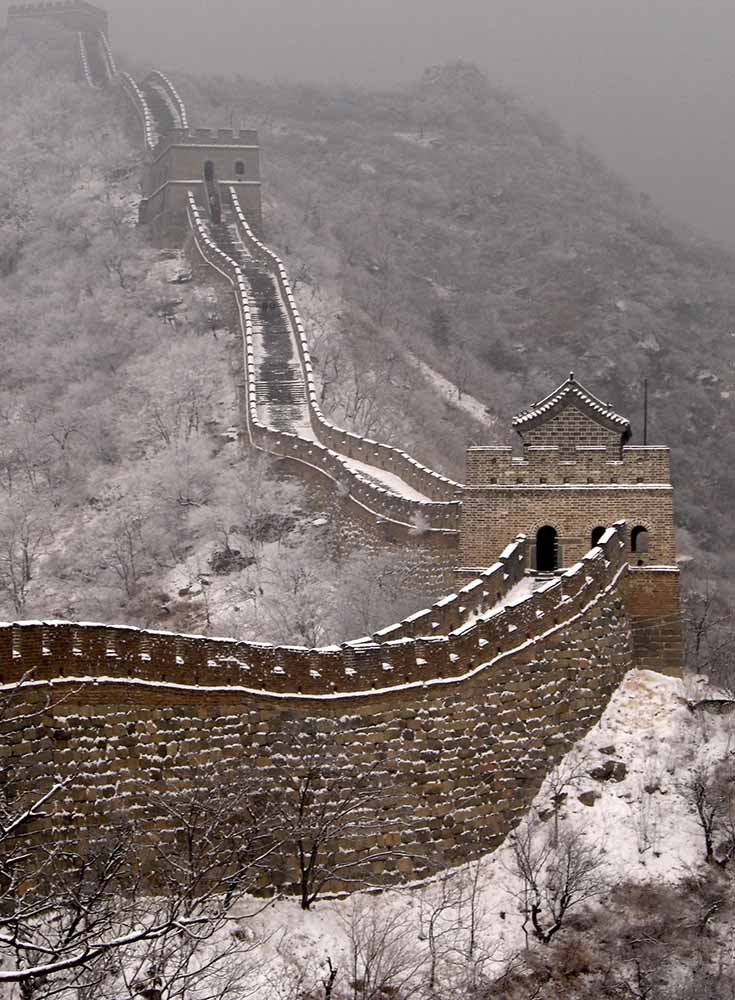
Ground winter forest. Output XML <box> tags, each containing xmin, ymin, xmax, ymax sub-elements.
<box><xmin>1</xmin><ymin>9</ymin><xmax>735</xmax><ymax>1000</ymax></box>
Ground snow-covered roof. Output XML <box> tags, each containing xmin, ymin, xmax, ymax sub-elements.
<box><xmin>512</xmin><ymin>372</ymin><xmax>631</xmax><ymax>435</ymax></box>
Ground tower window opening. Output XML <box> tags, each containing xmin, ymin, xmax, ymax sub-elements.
<box><xmin>631</xmin><ymin>525</ymin><xmax>649</xmax><ymax>563</ymax></box>
<box><xmin>235</xmin><ymin>160</ymin><xmax>245</xmax><ymax>176</ymax></box>
<box><xmin>590</xmin><ymin>526</ymin><xmax>606</xmax><ymax>547</ymax></box>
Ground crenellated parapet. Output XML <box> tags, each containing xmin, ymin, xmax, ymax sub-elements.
<box><xmin>145</xmin><ymin>71</ymin><xmax>188</xmax><ymax>129</ymax></box>
<box><xmin>152</xmin><ymin>128</ymin><xmax>259</xmax><ymax>156</ymax></box>
<box><xmin>228</xmin><ymin>190</ymin><xmax>465</xmax><ymax>505</ymax></box>
<box><xmin>119</xmin><ymin>72</ymin><xmax>156</xmax><ymax>151</ymax></box>
<box><xmin>465</xmin><ymin>444</ymin><xmax>671</xmax><ymax>486</ymax></box>
<box><xmin>2</xmin><ymin>525</ymin><xmax>633</xmax><ymax>889</ymax></box>
<box><xmin>0</xmin><ymin>527</ymin><xmax>629</xmax><ymax>695</ymax></box>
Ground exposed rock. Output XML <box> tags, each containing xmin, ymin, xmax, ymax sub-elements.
<box><xmin>588</xmin><ymin>759</ymin><xmax>627</xmax><ymax>783</ymax></box>
<box><xmin>578</xmin><ymin>790</ymin><xmax>598</xmax><ymax>807</ymax></box>
<box><xmin>209</xmin><ymin>547</ymin><xmax>256</xmax><ymax>575</ymax></box>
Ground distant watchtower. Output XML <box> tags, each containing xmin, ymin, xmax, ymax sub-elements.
<box><xmin>7</xmin><ymin>1</ymin><xmax>108</xmax><ymax>34</ymax></box>
<box><xmin>459</xmin><ymin>374</ymin><xmax>682</xmax><ymax>674</ymax></box>
<box><xmin>140</xmin><ymin>128</ymin><xmax>263</xmax><ymax>246</ymax></box>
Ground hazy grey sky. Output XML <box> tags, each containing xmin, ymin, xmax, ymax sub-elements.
<box><xmin>6</xmin><ymin>0</ymin><xmax>735</xmax><ymax>246</ymax></box>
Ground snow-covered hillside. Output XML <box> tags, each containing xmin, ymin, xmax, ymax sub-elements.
<box><xmin>225</xmin><ymin>668</ymin><xmax>733</xmax><ymax>998</ymax></box>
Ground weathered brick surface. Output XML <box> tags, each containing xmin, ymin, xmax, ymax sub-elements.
<box><xmin>459</xmin><ymin>387</ymin><xmax>682</xmax><ymax>677</ymax></box>
<box><xmin>624</xmin><ymin>568</ymin><xmax>683</xmax><ymax>677</ymax></box>
<box><xmin>460</xmin><ymin>485</ymin><xmax>675</xmax><ymax>568</ymax></box>
<box><xmin>2</xmin><ymin>531</ymin><xmax>632</xmax><ymax>892</ymax></box>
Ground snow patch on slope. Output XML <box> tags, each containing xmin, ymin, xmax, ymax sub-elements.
<box><xmin>216</xmin><ymin>668</ymin><xmax>727</xmax><ymax>996</ymax></box>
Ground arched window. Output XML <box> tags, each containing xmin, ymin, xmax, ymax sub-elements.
<box><xmin>535</xmin><ymin>526</ymin><xmax>558</xmax><ymax>572</ymax></box>
<box><xmin>590</xmin><ymin>526</ymin><xmax>606</xmax><ymax>547</ymax></box>
<box><xmin>203</xmin><ymin>160</ymin><xmax>215</xmax><ymax>182</ymax></box>
<box><xmin>235</xmin><ymin>160</ymin><xmax>245</xmax><ymax>176</ymax></box>
<box><xmin>631</xmin><ymin>526</ymin><xmax>649</xmax><ymax>562</ymax></box>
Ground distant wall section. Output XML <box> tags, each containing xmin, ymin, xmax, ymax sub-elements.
<box><xmin>8</xmin><ymin>1</ymin><xmax>108</xmax><ymax>33</ymax></box>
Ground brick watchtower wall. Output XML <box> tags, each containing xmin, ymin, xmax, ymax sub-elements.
<box><xmin>458</xmin><ymin>375</ymin><xmax>683</xmax><ymax>676</ymax></box>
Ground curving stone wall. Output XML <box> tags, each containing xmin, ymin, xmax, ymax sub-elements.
<box><xmin>1</xmin><ymin>527</ymin><xmax>633</xmax><ymax>891</ymax></box>
<box><xmin>187</xmin><ymin>193</ymin><xmax>461</xmax><ymax>544</ymax></box>
<box><xmin>1</xmin><ymin>11</ymin><xmax>666</xmax><ymax>898</ymax></box>
<box><xmin>144</xmin><ymin>70</ymin><xmax>188</xmax><ymax>128</ymax></box>
<box><xmin>69</xmin><ymin>10</ymin><xmax>467</xmax><ymax>539</ymax></box>
<box><xmin>119</xmin><ymin>71</ymin><xmax>156</xmax><ymax>150</ymax></box>
<box><xmin>228</xmin><ymin>190</ymin><xmax>464</xmax><ymax>505</ymax></box>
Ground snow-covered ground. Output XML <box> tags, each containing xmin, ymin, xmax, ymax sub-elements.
<box><xmin>410</xmin><ymin>355</ymin><xmax>499</xmax><ymax>432</ymax></box>
<box><xmin>218</xmin><ymin>668</ymin><xmax>728</xmax><ymax>996</ymax></box>
<box><xmin>339</xmin><ymin>455</ymin><xmax>433</xmax><ymax>502</ymax></box>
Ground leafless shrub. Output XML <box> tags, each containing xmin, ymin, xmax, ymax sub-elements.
<box><xmin>507</xmin><ymin>820</ymin><xmax>607</xmax><ymax>946</ymax></box>
<box><xmin>342</xmin><ymin>898</ymin><xmax>427</xmax><ymax>1000</ymax></box>
<box><xmin>261</xmin><ymin>740</ymin><xmax>417</xmax><ymax>909</ymax></box>
<box><xmin>680</xmin><ymin>761</ymin><xmax>735</xmax><ymax>866</ymax></box>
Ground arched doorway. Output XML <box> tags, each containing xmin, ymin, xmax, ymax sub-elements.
<box><xmin>590</xmin><ymin>526</ymin><xmax>606</xmax><ymax>547</ymax></box>
<box><xmin>535</xmin><ymin>526</ymin><xmax>558</xmax><ymax>572</ymax></box>
<box><xmin>203</xmin><ymin>161</ymin><xmax>220</xmax><ymax>223</ymax></box>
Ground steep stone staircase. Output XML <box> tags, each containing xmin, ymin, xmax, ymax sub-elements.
<box><xmin>80</xmin><ymin>32</ymin><xmax>110</xmax><ymax>86</ymax></box>
<box><xmin>207</xmin><ymin>211</ymin><xmax>312</xmax><ymax>434</ymax></box>
<box><xmin>142</xmin><ymin>80</ymin><xmax>176</xmax><ymax>136</ymax></box>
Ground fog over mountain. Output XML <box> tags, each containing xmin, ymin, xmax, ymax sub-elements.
<box><xmin>3</xmin><ymin>0</ymin><xmax>731</xmax><ymax>248</ymax></box>
<box><xmin>0</xmin><ymin>0</ymin><xmax>731</xmax><ymax>251</ymax></box>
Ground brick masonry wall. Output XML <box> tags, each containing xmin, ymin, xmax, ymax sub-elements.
<box><xmin>521</xmin><ymin>406</ymin><xmax>621</xmax><ymax>455</ymax></box>
<box><xmin>623</xmin><ymin>568</ymin><xmax>683</xmax><ymax>678</ymax></box>
<box><xmin>2</xmin><ymin>540</ymin><xmax>632</xmax><ymax>893</ymax></box>
<box><xmin>466</xmin><ymin>445</ymin><xmax>671</xmax><ymax>487</ymax></box>
<box><xmin>460</xmin><ymin>486</ymin><xmax>676</xmax><ymax>568</ymax></box>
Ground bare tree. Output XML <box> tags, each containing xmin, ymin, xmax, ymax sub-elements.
<box><xmin>680</xmin><ymin>762</ymin><xmax>735</xmax><ymax>866</ymax></box>
<box><xmin>106</xmin><ymin>502</ymin><xmax>148</xmax><ymax>599</ymax></box>
<box><xmin>419</xmin><ymin>871</ymin><xmax>464</xmax><ymax>990</ymax></box>
<box><xmin>683</xmin><ymin>583</ymin><xmax>735</xmax><ymax>692</ymax></box>
<box><xmin>342</xmin><ymin>898</ymin><xmax>427</xmax><ymax>1000</ymax></box>
<box><xmin>0</xmin><ymin>680</ymin><xmax>274</xmax><ymax>997</ymax></box>
<box><xmin>0</xmin><ymin>490</ymin><xmax>51</xmax><ymax>615</ymax></box>
<box><xmin>507</xmin><ymin>820</ymin><xmax>607</xmax><ymax>946</ymax></box>
<box><xmin>263</xmin><ymin>739</ymin><xmax>415</xmax><ymax>909</ymax></box>
<box><xmin>540</xmin><ymin>752</ymin><xmax>590</xmax><ymax>846</ymax></box>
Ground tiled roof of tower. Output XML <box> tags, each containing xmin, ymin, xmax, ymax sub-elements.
<box><xmin>512</xmin><ymin>373</ymin><xmax>631</xmax><ymax>434</ymax></box>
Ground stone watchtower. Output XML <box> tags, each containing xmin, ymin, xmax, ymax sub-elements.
<box><xmin>459</xmin><ymin>374</ymin><xmax>682</xmax><ymax>674</ymax></box>
<box><xmin>140</xmin><ymin>129</ymin><xmax>263</xmax><ymax>246</ymax></box>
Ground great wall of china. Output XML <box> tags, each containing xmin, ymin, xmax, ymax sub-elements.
<box><xmin>1</xmin><ymin>2</ymin><xmax>684</xmax><ymax>893</ymax></box>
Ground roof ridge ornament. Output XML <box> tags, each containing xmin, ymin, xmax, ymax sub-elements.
<box><xmin>512</xmin><ymin>373</ymin><xmax>631</xmax><ymax>436</ymax></box>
